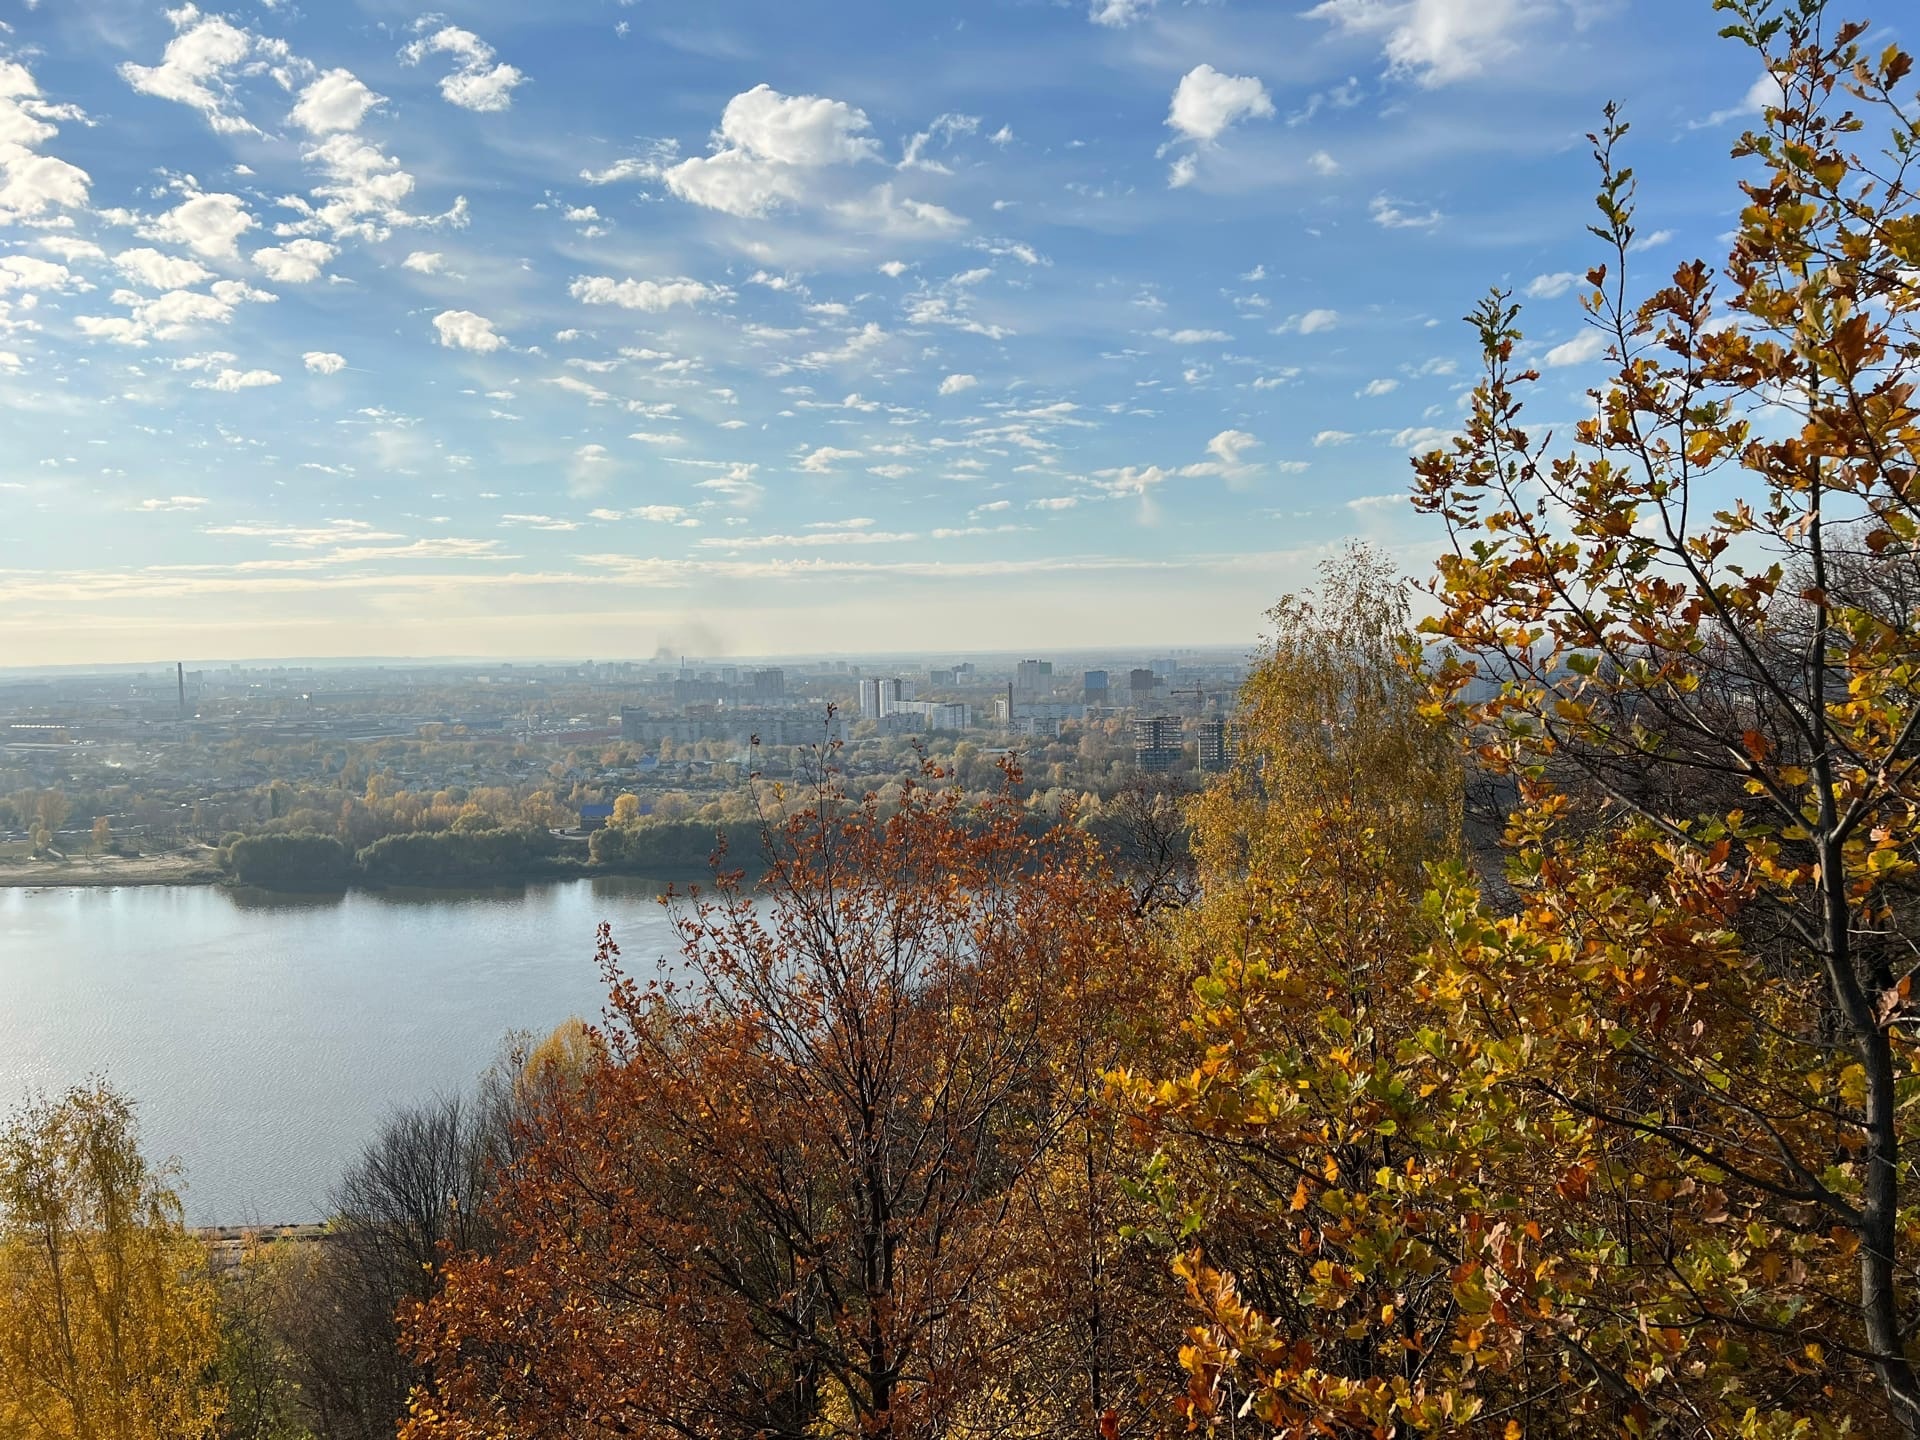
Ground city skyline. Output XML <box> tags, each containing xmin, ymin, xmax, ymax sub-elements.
<box><xmin>1</xmin><ymin>0</ymin><xmax>1790</xmax><ymax>662</ymax></box>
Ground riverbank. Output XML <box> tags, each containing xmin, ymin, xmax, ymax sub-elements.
<box><xmin>0</xmin><ymin>848</ymin><xmax>224</xmax><ymax>888</ymax></box>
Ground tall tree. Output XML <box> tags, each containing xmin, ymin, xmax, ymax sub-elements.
<box><xmin>1117</xmin><ymin>547</ymin><xmax>1485</xmax><ymax>1436</ymax></box>
<box><xmin>1411</xmin><ymin>2</ymin><xmax>1920</xmax><ymax>1430</ymax></box>
<box><xmin>0</xmin><ymin>1083</ymin><xmax>225</xmax><ymax>1440</ymax></box>
<box><xmin>403</xmin><ymin>766</ymin><xmax>1169</xmax><ymax>1440</ymax></box>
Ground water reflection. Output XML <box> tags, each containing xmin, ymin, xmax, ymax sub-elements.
<box><xmin>0</xmin><ymin>879</ymin><xmax>689</xmax><ymax>1224</ymax></box>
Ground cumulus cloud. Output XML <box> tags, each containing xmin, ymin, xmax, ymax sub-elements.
<box><xmin>284</xmin><ymin>133</ymin><xmax>466</xmax><ymax>244</ymax></box>
<box><xmin>1167</xmin><ymin>64</ymin><xmax>1274</xmax><ymax>142</ymax></box>
<box><xmin>798</xmin><ymin>445</ymin><xmax>864</xmax><ymax>473</ymax></box>
<box><xmin>402</xmin><ymin>251</ymin><xmax>445</xmax><ymax>274</ymax></box>
<box><xmin>1155</xmin><ymin>327</ymin><xmax>1231</xmax><ymax>344</ymax></box>
<box><xmin>142</xmin><ymin>189</ymin><xmax>255</xmax><ymax>259</ymax></box>
<box><xmin>114</xmin><ymin>247</ymin><xmax>214</xmax><ymax>290</ymax></box>
<box><xmin>1306</xmin><ymin>0</ymin><xmax>1551</xmax><ymax>87</ymax></box>
<box><xmin>290</xmin><ymin>69</ymin><xmax>383</xmax><ymax>135</ymax></box>
<box><xmin>1091</xmin><ymin>0</ymin><xmax>1157</xmax><ymax>24</ymax></box>
<box><xmin>254</xmin><ymin>238</ymin><xmax>337</xmax><ymax>283</ymax></box>
<box><xmin>1313</xmin><ymin>429</ymin><xmax>1356</xmax><ymax>446</ymax></box>
<box><xmin>567</xmin><ymin>275</ymin><xmax>720</xmax><ymax>311</ymax></box>
<box><xmin>1359</xmin><ymin>377</ymin><xmax>1399</xmax><ymax>396</ymax></box>
<box><xmin>1278</xmin><ymin>308</ymin><xmax>1339</xmax><ymax>335</ymax></box>
<box><xmin>0</xmin><ymin>58</ymin><xmax>93</xmax><ymax>224</ymax></box>
<box><xmin>192</xmin><ymin>366</ymin><xmax>281</xmax><ymax>392</ymax></box>
<box><xmin>1525</xmin><ymin>271</ymin><xmax>1581</xmax><ymax>298</ymax></box>
<box><xmin>401</xmin><ymin>24</ymin><xmax>526</xmax><ymax>112</ymax></box>
<box><xmin>1543</xmin><ymin>329</ymin><xmax>1608</xmax><ymax>366</ymax></box>
<box><xmin>73</xmin><ymin>278</ymin><xmax>273</xmax><ymax>346</ymax></box>
<box><xmin>939</xmin><ymin>373</ymin><xmax>978</xmax><ymax>396</ymax></box>
<box><xmin>663</xmin><ymin>84</ymin><xmax>954</xmax><ymax>233</ymax></box>
<box><xmin>118</xmin><ymin>6</ymin><xmax>264</xmax><ymax>135</ymax></box>
<box><xmin>0</xmin><ymin>255</ymin><xmax>79</xmax><ymax>293</ymax></box>
<box><xmin>433</xmin><ymin>309</ymin><xmax>507</xmax><ymax>353</ymax></box>
<box><xmin>303</xmin><ymin>350</ymin><xmax>347</xmax><ymax>374</ymax></box>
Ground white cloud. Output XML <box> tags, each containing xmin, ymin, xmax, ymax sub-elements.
<box><xmin>118</xmin><ymin>7</ymin><xmax>261</xmax><ymax>135</ymax></box>
<box><xmin>1369</xmin><ymin>193</ymin><xmax>1442</xmax><ymax>229</ymax></box>
<box><xmin>285</xmin><ymin>133</ymin><xmax>463</xmax><ymax>244</ymax></box>
<box><xmin>1308</xmin><ymin>149</ymin><xmax>1341</xmax><ymax>175</ymax></box>
<box><xmin>1167</xmin><ymin>65</ymin><xmax>1274</xmax><ymax>143</ymax></box>
<box><xmin>433</xmin><ymin>309</ymin><xmax>507</xmax><ymax>353</ymax></box>
<box><xmin>662</xmin><ymin>85</ymin><xmax>953</xmax><ymax>234</ymax></box>
<box><xmin>1306</xmin><ymin>0</ymin><xmax>1549</xmax><ymax>87</ymax></box>
<box><xmin>402</xmin><ymin>250</ymin><xmax>445</xmax><ymax>274</ymax></box>
<box><xmin>303</xmin><ymin>350</ymin><xmax>347</xmax><ymax>374</ymax></box>
<box><xmin>1091</xmin><ymin>0</ymin><xmax>1156</xmax><ymax>24</ymax></box>
<box><xmin>1313</xmin><ymin>429</ymin><xmax>1356</xmax><ymax>446</ymax></box>
<box><xmin>1525</xmin><ymin>271</ymin><xmax>1581</xmax><ymax>299</ymax></box>
<box><xmin>798</xmin><ymin>445</ymin><xmax>863</xmax><ymax>473</ymax></box>
<box><xmin>1543</xmin><ymin>329</ymin><xmax>1608</xmax><ymax>367</ymax></box>
<box><xmin>0</xmin><ymin>59</ymin><xmax>92</xmax><ymax>224</ymax></box>
<box><xmin>1279</xmin><ymin>308</ymin><xmax>1339</xmax><ymax>335</ymax></box>
<box><xmin>939</xmin><ymin>373</ymin><xmax>978</xmax><ymax>396</ymax></box>
<box><xmin>254</xmin><ymin>238</ymin><xmax>337</xmax><ymax>283</ymax></box>
<box><xmin>878</xmin><ymin>260</ymin><xmax>909</xmax><ymax>278</ymax></box>
<box><xmin>291</xmin><ymin>69</ymin><xmax>383</xmax><ymax>135</ymax></box>
<box><xmin>568</xmin><ymin>275</ymin><xmax>719</xmax><ymax>311</ymax></box>
<box><xmin>143</xmin><ymin>190</ymin><xmax>255</xmax><ymax>259</ymax></box>
<box><xmin>1167</xmin><ymin>154</ymin><xmax>1198</xmax><ymax>189</ymax></box>
<box><xmin>1205</xmin><ymin>429</ymin><xmax>1259</xmax><ymax>466</ymax></box>
<box><xmin>73</xmin><ymin>278</ymin><xmax>272</xmax><ymax>346</ymax></box>
<box><xmin>1360</xmin><ymin>377</ymin><xmax>1399</xmax><ymax>396</ymax></box>
<box><xmin>114</xmin><ymin>247</ymin><xmax>214</xmax><ymax>290</ymax></box>
<box><xmin>834</xmin><ymin>184</ymin><xmax>967</xmax><ymax>236</ymax></box>
<box><xmin>720</xmin><ymin>84</ymin><xmax>881</xmax><ymax>166</ymax></box>
<box><xmin>1155</xmin><ymin>327</ymin><xmax>1231</xmax><ymax>344</ymax></box>
<box><xmin>0</xmin><ymin>255</ymin><xmax>77</xmax><ymax>292</ymax></box>
<box><xmin>192</xmin><ymin>367</ymin><xmax>281</xmax><ymax>392</ymax></box>
<box><xmin>401</xmin><ymin>25</ymin><xmax>526</xmax><ymax>112</ymax></box>
<box><xmin>136</xmin><ymin>495</ymin><xmax>210</xmax><ymax>512</ymax></box>
<box><xmin>899</xmin><ymin>112</ymin><xmax>979</xmax><ymax>173</ymax></box>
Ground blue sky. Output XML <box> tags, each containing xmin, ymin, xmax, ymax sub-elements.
<box><xmin>0</xmin><ymin>0</ymin><xmax>1795</xmax><ymax>663</ymax></box>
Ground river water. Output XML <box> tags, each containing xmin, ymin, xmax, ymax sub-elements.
<box><xmin>0</xmin><ymin>879</ymin><xmax>695</xmax><ymax>1224</ymax></box>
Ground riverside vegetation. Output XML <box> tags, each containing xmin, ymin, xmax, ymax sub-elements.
<box><xmin>9</xmin><ymin>5</ymin><xmax>1920</xmax><ymax>1435</ymax></box>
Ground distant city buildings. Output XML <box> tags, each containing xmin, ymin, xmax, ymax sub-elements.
<box><xmin>1015</xmin><ymin>659</ymin><xmax>1053</xmax><ymax>693</ymax></box>
<box><xmin>1198</xmin><ymin>716</ymin><xmax>1233</xmax><ymax>772</ymax></box>
<box><xmin>1083</xmin><ymin>670</ymin><xmax>1109</xmax><ymax>704</ymax></box>
<box><xmin>1133</xmin><ymin>715</ymin><xmax>1183</xmax><ymax>773</ymax></box>
<box><xmin>620</xmin><ymin>707</ymin><xmax>846</xmax><ymax>748</ymax></box>
<box><xmin>1128</xmin><ymin>668</ymin><xmax>1157</xmax><ymax>705</ymax></box>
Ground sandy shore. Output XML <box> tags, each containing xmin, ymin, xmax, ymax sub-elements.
<box><xmin>0</xmin><ymin>849</ymin><xmax>223</xmax><ymax>889</ymax></box>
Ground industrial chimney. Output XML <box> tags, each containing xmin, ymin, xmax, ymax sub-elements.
<box><xmin>177</xmin><ymin>661</ymin><xmax>186</xmax><ymax>719</ymax></box>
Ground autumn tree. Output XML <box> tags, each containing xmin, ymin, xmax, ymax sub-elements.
<box><xmin>1116</xmin><ymin>547</ymin><xmax>1491</xmax><ymax>1436</ymax></box>
<box><xmin>0</xmin><ymin>1082</ymin><xmax>225</xmax><ymax>1440</ymax></box>
<box><xmin>403</xmin><ymin>766</ymin><xmax>1172</xmax><ymax>1440</ymax></box>
<box><xmin>1403</xmin><ymin>1</ymin><xmax>1920</xmax><ymax>1430</ymax></box>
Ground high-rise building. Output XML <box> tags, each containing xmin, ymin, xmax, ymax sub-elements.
<box><xmin>751</xmin><ymin>668</ymin><xmax>786</xmax><ymax>700</ymax></box>
<box><xmin>1198</xmin><ymin>716</ymin><xmax>1232</xmax><ymax>772</ymax></box>
<box><xmin>860</xmin><ymin>677</ymin><xmax>908</xmax><ymax>719</ymax></box>
<box><xmin>1015</xmin><ymin>659</ymin><xmax>1053</xmax><ymax>693</ymax></box>
<box><xmin>1128</xmin><ymin>668</ymin><xmax>1156</xmax><ymax>705</ymax></box>
<box><xmin>1133</xmin><ymin>714</ymin><xmax>1183</xmax><ymax>772</ymax></box>
<box><xmin>1083</xmin><ymin>670</ymin><xmax>1109</xmax><ymax>704</ymax></box>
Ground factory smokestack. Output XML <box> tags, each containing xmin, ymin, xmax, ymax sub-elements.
<box><xmin>177</xmin><ymin>661</ymin><xmax>185</xmax><ymax>719</ymax></box>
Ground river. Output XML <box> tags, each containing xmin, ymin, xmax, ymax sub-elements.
<box><xmin>0</xmin><ymin>879</ymin><xmax>697</xmax><ymax>1225</ymax></box>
